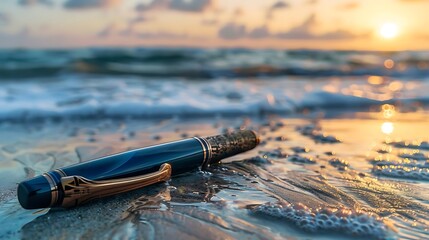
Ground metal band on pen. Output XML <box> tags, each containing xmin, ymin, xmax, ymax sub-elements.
<box><xmin>194</xmin><ymin>136</ymin><xmax>215</xmax><ymax>169</ymax></box>
<box><xmin>199</xmin><ymin>137</ymin><xmax>212</xmax><ymax>169</ymax></box>
<box><xmin>43</xmin><ymin>173</ymin><xmax>58</xmax><ymax>207</ymax></box>
<box><xmin>55</xmin><ymin>169</ymin><xmax>67</xmax><ymax>177</ymax></box>
<box><xmin>202</xmin><ymin>137</ymin><xmax>212</xmax><ymax>161</ymax></box>
<box><xmin>194</xmin><ymin>137</ymin><xmax>209</xmax><ymax>167</ymax></box>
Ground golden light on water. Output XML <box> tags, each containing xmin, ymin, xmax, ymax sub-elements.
<box><xmin>384</xmin><ymin>59</ymin><xmax>395</xmax><ymax>69</ymax></box>
<box><xmin>381</xmin><ymin>122</ymin><xmax>394</xmax><ymax>135</ymax></box>
<box><xmin>388</xmin><ymin>81</ymin><xmax>404</xmax><ymax>92</ymax></box>
<box><xmin>381</xmin><ymin>104</ymin><xmax>396</xmax><ymax>135</ymax></box>
<box><xmin>379</xmin><ymin>23</ymin><xmax>399</xmax><ymax>39</ymax></box>
<box><xmin>382</xmin><ymin>104</ymin><xmax>396</xmax><ymax>118</ymax></box>
<box><xmin>367</xmin><ymin>76</ymin><xmax>384</xmax><ymax>85</ymax></box>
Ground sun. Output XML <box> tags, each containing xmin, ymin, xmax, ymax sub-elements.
<box><xmin>379</xmin><ymin>23</ymin><xmax>399</xmax><ymax>39</ymax></box>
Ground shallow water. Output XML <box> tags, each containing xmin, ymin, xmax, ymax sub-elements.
<box><xmin>0</xmin><ymin>112</ymin><xmax>428</xmax><ymax>239</ymax></box>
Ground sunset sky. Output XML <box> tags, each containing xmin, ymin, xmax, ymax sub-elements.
<box><xmin>1</xmin><ymin>0</ymin><xmax>429</xmax><ymax>50</ymax></box>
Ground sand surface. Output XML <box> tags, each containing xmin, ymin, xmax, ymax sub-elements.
<box><xmin>1</xmin><ymin>110</ymin><xmax>429</xmax><ymax>239</ymax></box>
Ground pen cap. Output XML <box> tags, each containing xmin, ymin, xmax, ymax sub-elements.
<box><xmin>17</xmin><ymin>175</ymin><xmax>55</xmax><ymax>209</ymax></box>
<box><xmin>203</xmin><ymin>130</ymin><xmax>260</xmax><ymax>167</ymax></box>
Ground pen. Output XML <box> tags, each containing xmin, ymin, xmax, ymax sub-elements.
<box><xmin>17</xmin><ymin>130</ymin><xmax>259</xmax><ymax>209</ymax></box>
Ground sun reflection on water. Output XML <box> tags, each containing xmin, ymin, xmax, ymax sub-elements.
<box><xmin>381</xmin><ymin>104</ymin><xmax>396</xmax><ymax>135</ymax></box>
<box><xmin>381</xmin><ymin>104</ymin><xmax>396</xmax><ymax>119</ymax></box>
<box><xmin>381</xmin><ymin>122</ymin><xmax>394</xmax><ymax>135</ymax></box>
<box><xmin>384</xmin><ymin>59</ymin><xmax>395</xmax><ymax>69</ymax></box>
<box><xmin>367</xmin><ymin>76</ymin><xmax>384</xmax><ymax>85</ymax></box>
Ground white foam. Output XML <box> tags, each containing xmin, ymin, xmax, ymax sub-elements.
<box><xmin>373</xmin><ymin>165</ymin><xmax>429</xmax><ymax>180</ymax></box>
<box><xmin>1</xmin><ymin>76</ymin><xmax>428</xmax><ymax>120</ymax></box>
<box><xmin>253</xmin><ymin>202</ymin><xmax>393</xmax><ymax>239</ymax></box>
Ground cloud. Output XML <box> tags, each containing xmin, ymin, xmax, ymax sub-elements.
<box><xmin>18</xmin><ymin>0</ymin><xmax>52</xmax><ymax>6</ymax></box>
<box><xmin>218</xmin><ymin>14</ymin><xmax>366</xmax><ymax>40</ymax></box>
<box><xmin>267</xmin><ymin>1</ymin><xmax>290</xmax><ymax>19</ymax></box>
<box><xmin>97</xmin><ymin>24</ymin><xmax>116</xmax><ymax>37</ymax></box>
<box><xmin>270</xmin><ymin>1</ymin><xmax>290</xmax><ymax>10</ymax></box>
<box><xmin>277</xmin><ymin>14</ymin><xmax>364</xmax><ymax>40</ymax></box>
<box><xmin>137</xmin><ymin>31</ymin><xmax>189</xmax><ymax>39</ymax></box>
<box><xmin>64</xmin><ymin>0</ymin><xmax>121</xmax><ymax>9</ymax></box>
<box><xmin>0</xmin><ymin>12</ymin><xmax>10</xmax><ymax>25</ymax></box>
<box><xmin>248</xmin><ymin>26</ymin><xmax>270</xmax><ymax>39</ymax></box>
<box><xmin>337</xmin><ymin>2</ymin><xmax>359</xmax><ymax>10</ymax></box>
<box><xmin>218</xmin><ymin>22</ymin><xmax>246</xmax><ymax>39</ymax></box>
<box><xmin>95</xmin><ymin>22</ymin><xmax>188</xmax><ymax>39</ymax></box>
<box><xmin>170</xmin><ymin>0</ymin><xmax>213</xmax><ymax>12</ymax></box>
<box><xmin>276</xmin><ymin>14</ymin><xmax>316</xmax><ymax>39</ymax></box>
<box><xmin>118</xmin><ymin>16</ymin><xmax>152</xmax><ymax>36</ymax></box>
<box><xmin>96</xmin><ymin>16</ymin><xmax>152</xmax><ymax>37</ymax></box>
<box><xmin>135</xmin><ymin>0</ymin><xmax>214</xmax><ymax>13</ymax></box>
<box><xmin>135</xmin><ymin>0</ymin><xmax>166</xmax><ymax>11</ymax></box>
<box><xmin>317</xmin><ymin>30</ymin><xmax>367</xmax><ymax>40</ymax></box>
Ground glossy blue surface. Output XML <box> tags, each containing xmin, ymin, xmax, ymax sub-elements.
<box><xmin>17</xmin><ymin>175</ymin><xmax>52</xmax><ymax>209</ymax></box>
<box><xmin>17</xmin><ymin>138</ymin><xmax>205</xmax><ymax>209</ymax></box>
<box><xmin>61</xmin><ymin>138</ymin><xmax>204</xmax><ymax>180</ymax></box>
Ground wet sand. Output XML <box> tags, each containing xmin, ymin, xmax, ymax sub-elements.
<box><xmin>1</xmin><ymin>109</ymin><xmax>429</xmax><ymax>239</ymax></box>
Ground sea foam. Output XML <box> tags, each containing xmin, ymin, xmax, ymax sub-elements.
<box><xmin>373</xmin><ymin>165</ymin><xmax>429</xmax><ymax>180</ymax></box>
<box><xmin>252</xmin><ymin>202</ymin><xmax>393</xmax><ymax>239</ymax></box>
<box><xmin>1</xmin><ymin>74</ymin><xmax>429</xmax><ymax>121</ymax></box>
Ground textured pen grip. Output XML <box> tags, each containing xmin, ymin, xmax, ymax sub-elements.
<box><xmin>204</xmin><ymin>130</ymin><xmax>259</xmax><ymax>165</ymax></box>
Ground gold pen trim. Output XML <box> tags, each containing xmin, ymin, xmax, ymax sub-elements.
<box><xmin>198</xmin><ymin>137</ymin><xmax>212</xmax><ymax>169</ymax></box>
<box><xmin>193</xmin><ymin>137</ymin><xmax>208</xmax><ymax>166</ymax></box>
<box><xmin>55</xmin><ymin>169</ymin><xmax>67</xmax><ymax>177</ymax></box>
<box><xmin>200</xmin><ymin>137</ymin><xmax>212</xmax><ymax>162</ymax></box>
<box><xmin>60</xmin><ymin>163</ymin><xmax>172</xmax><ymax>208</ymax></box>
<box><xmin>43</xmin><ymin>173</ymin><xmax>58</xmax><ymax>207</ymax></box>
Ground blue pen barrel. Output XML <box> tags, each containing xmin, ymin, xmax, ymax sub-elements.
<box><xmin>17</xmin><ymin>130</ymin><xmax>259</xmax><ymax>209</ymax></box>
<box><xmin>62</xmin><ymin>138</ymin><xmax>204</xmax><ymax>180</ymax></box>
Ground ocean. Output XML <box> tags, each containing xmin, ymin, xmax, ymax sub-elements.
<box><xmin>0</xmin><ymin>48</ymin><xmax>428</xmax><ymax>120</ymax></box>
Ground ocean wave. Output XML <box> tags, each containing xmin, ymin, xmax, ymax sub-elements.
<box><xmin>1</xmin><ymin>48</ymin><xmax>429</xmax><ymax>79</ymax></box>
<box><xmin>0</xmin><ymin>76</ymin><xmax>428</xmax><ymax>120</ymax></box>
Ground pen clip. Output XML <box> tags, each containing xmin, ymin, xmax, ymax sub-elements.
<box><xmin>60</xmin><ymin>163</ymin><xmax>172</xmax><ymax>208</ymax></box>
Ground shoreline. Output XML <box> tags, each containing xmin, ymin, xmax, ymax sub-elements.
<box><xmin>1</xmin><ymin>110</ymin><xmax>429</xmax><ymax>239</ymax></box>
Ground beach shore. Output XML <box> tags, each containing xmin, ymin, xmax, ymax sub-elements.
<box><xmin>1</xmin><ymin>110</ymin><xmax>428</xmax><ymax>239</ymax></box>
